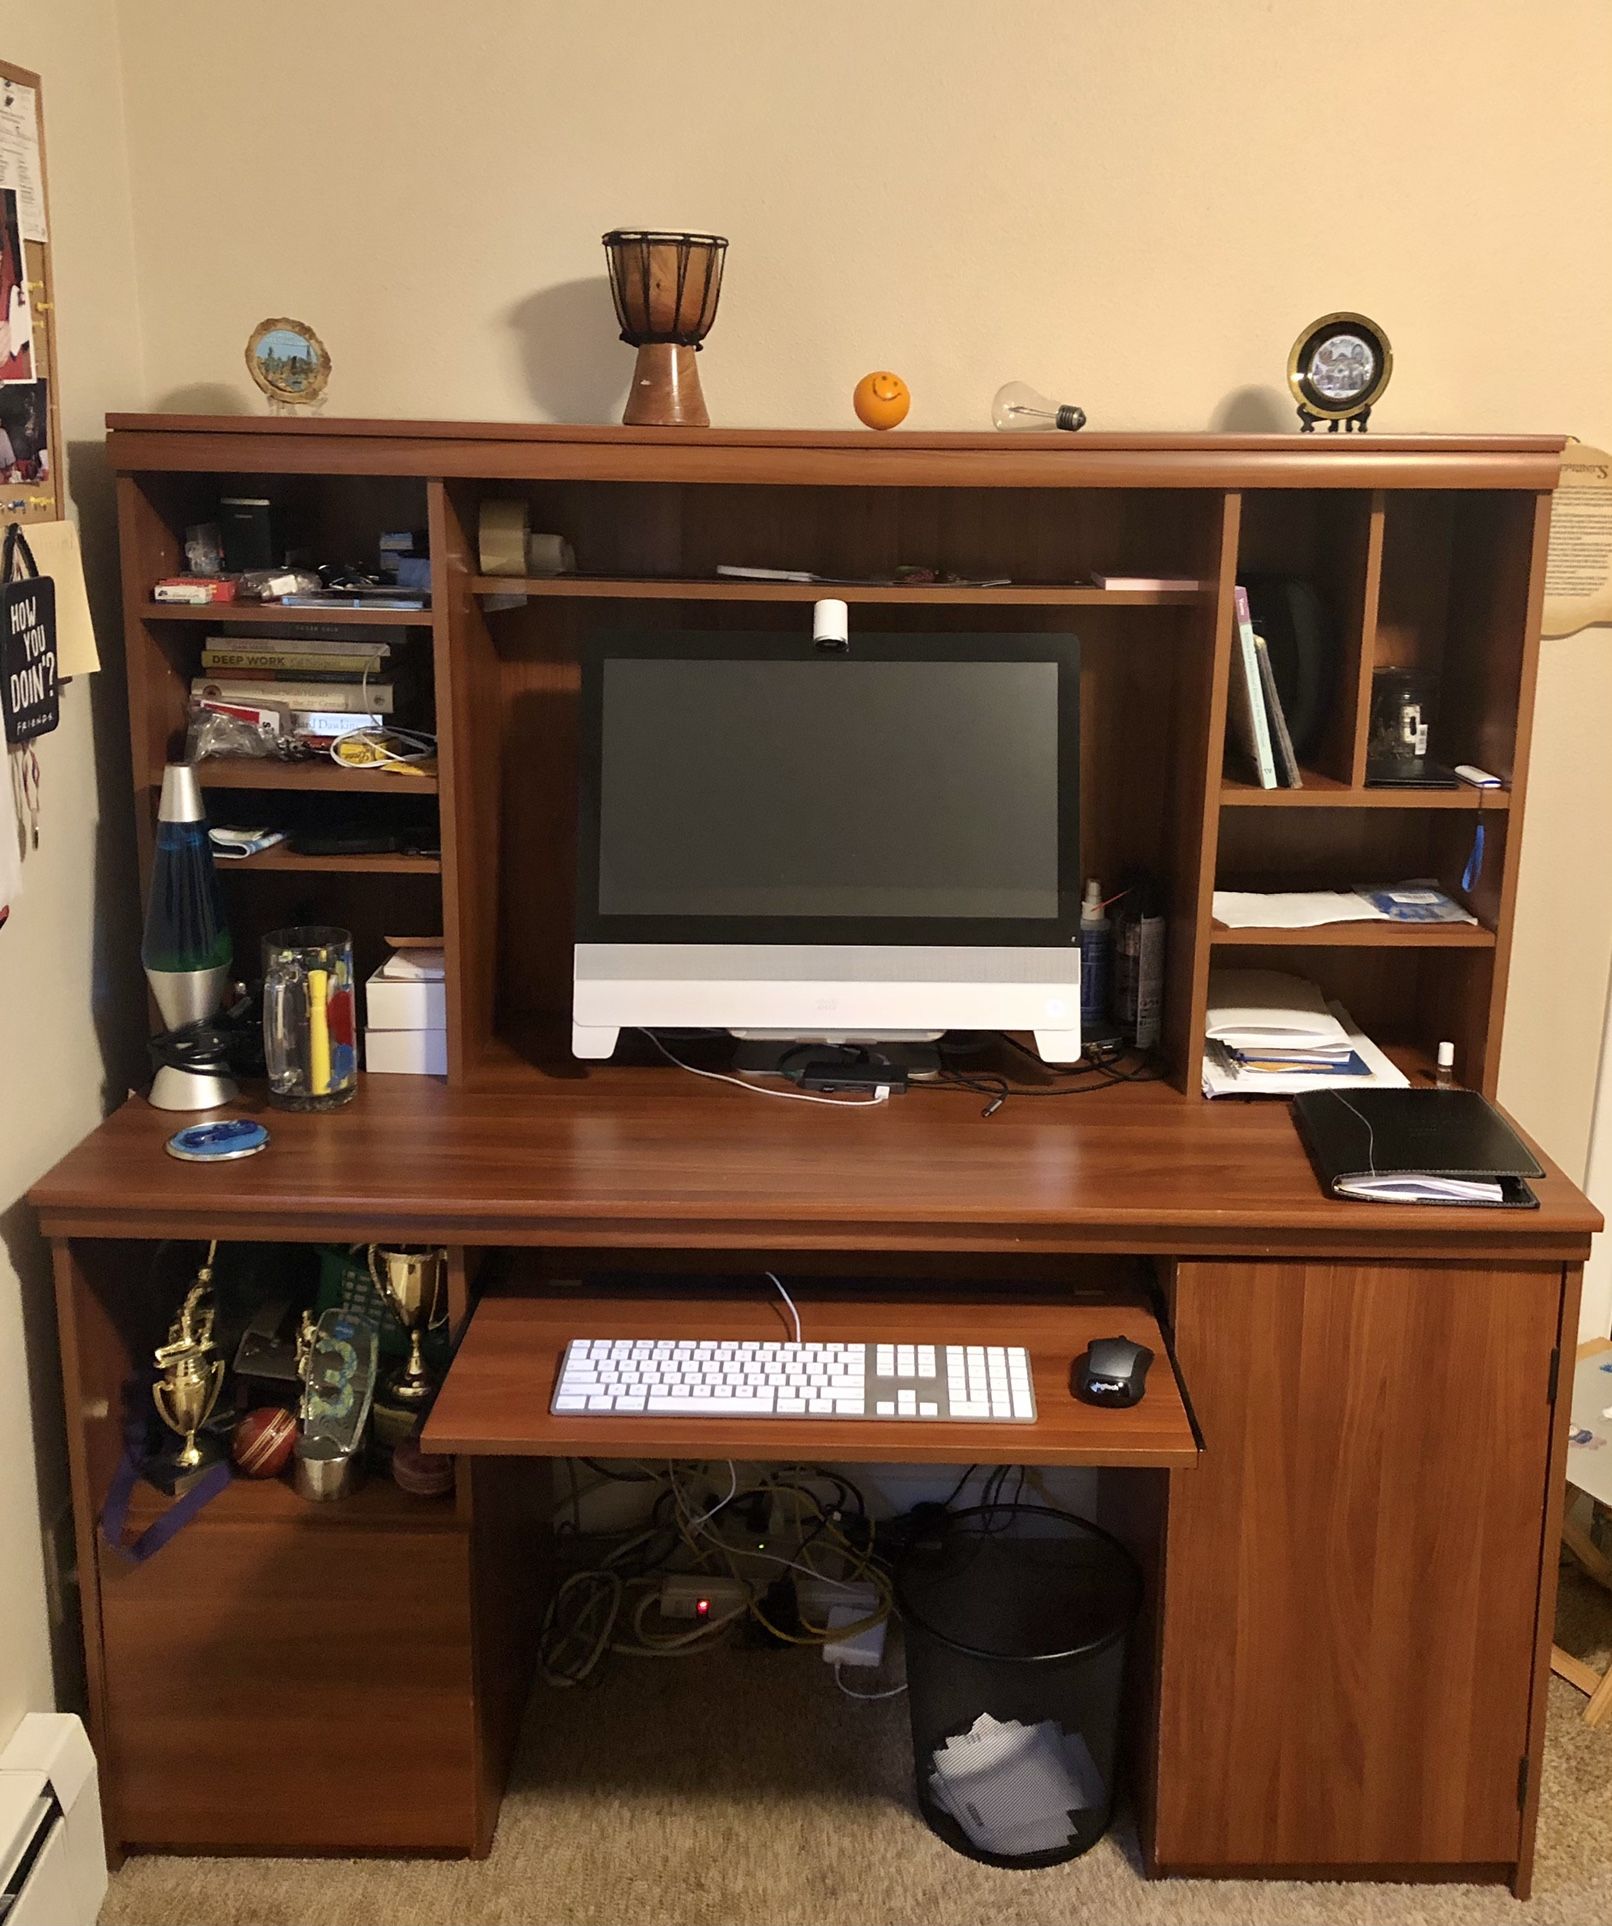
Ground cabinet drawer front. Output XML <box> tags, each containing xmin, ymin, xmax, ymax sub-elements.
<box><xmin>1156</xmin><ymin>1259</ymin><xmax>1560</xmax><ymax>1871</ymax></box>
<box><xmin>99</xmin><ymin>1522</ymin><xmax>477</xmax><ymax>1853</ymax></box>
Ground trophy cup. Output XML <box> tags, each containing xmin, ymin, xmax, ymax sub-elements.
<box><xmin>293</xmin><ymin>1307</ymin><xmax>378</xmax><ymax>1502</ymax></box>
<box><xmin>149</xmin><ymin>1243</ymin><xmax>225</xmax><ymax>1494</ymax></box>
<box><xmin>367</xmin><ymin>1244</ymin><xmax>446</xmax><ymax>1410</ymax></box>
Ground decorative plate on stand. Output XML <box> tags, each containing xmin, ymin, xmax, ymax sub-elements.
<box><xmin>245</xmin><ymin>317</ymin><xmax>331</xmax><ymax>414</ymax></box>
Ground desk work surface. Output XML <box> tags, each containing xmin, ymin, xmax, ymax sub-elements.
<box><xmin>31</xmin><ymin>1064</ymin><xmax>1599</xmax><ymax>1259</ymax></box>
<box><xmin>423</xmin><ymin>1285</ymin><xmax>1197</xmax><ymax>1466</ymax></box>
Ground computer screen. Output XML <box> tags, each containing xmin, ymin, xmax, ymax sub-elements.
<box><xmin>577</xmin><ymin>633</ymin><xmax>1081</xmax><ymax>944</ymax></box>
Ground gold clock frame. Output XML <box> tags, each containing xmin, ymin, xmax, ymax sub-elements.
<box><xmin>1287</xmin><ymin>312</ymin><xmax>1393</xmax><ymax>423</ymax></box>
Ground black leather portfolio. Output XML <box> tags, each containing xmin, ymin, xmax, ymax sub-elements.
<box><xmin>1291</xmin><ymin>1087</ymin><xmax>1544</xmax><ymax>1208</ymax></box>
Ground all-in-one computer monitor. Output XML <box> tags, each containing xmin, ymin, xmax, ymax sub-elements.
<box><xmin>572</xmin><ymin>626</ymin><xmax>1083</xmax><ymax>1063</ymax></box>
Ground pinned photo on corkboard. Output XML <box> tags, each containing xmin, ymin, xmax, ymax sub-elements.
<box><xmin>0</xmin><ymin>376</ymin><xmax>47</xmax><ymax>482</ymax></box>
<box><xmin>0</xmin><ymin>185</ymin><xmax>31</xmax><ymax>383</ymax></box>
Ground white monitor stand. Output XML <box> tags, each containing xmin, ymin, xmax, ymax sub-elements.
<box><xmin>571</xmin><ymin>942</ymin><xmax>1082</xmax><ymax>1065</ymax></box>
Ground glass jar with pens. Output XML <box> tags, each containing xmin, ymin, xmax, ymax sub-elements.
<box><xmin>263</xmin><ymin>926</ymin><xmax>358</xmax><ymax>1110</ymax></box>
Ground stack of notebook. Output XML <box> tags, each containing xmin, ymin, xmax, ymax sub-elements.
<box><xmin>1202</xmin><ymin>968</ymin><xmax>1409</xmax><ymax>1098</ymax></box>
<box><xmin>1292</xmin><ymin>1088</ymin><xmax>1544</xmax><ymax>1208</ymax></box>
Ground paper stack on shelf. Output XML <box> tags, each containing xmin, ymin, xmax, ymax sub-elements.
<box><xmin>1202</xmin><ymin>968</ymin><xmax>1409</xmax><ymax>1098</ymax></box>
<box><xmin>1212</xmin><ymin>883</ymin><xmax>1478</xmax><ymax>930</ymax></box>
<box><xmin>926</xmin><ymin>1715</ymin><xmax>1102</xmax><ymax>1857</ymax></box>
<box><xmin>1212</xmin><ymin>890</ymin><xmax>1382</xmax><ymax>930</ymax></box>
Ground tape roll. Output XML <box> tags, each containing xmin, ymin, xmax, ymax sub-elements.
<box><xmin>478</xmin><ymin>498</ymin><xmax>529</xmax><ymax>577</ymax></box>
<box><xmin>526</xmin><ymin>532</ymin><xmax>576</xmax><ymax>577</ymax></box>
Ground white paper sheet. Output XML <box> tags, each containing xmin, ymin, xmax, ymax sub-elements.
<box><xmin>1336</xmin><ymin>1175</ymin><xmax>1504</xmax><ymax>1204</ymax></box>
<box><xmin>1205</xmin><ymin>968</ymin><xmax>1352</xmax><ymax>1049</ymax></box>
<box><xmin>1202</xmin><ymin>1000</ymin><xmax>1409</xmax><ymax>1098</ymax></box>
<box><xmin>928</xmin><ymin>1716</ymin><xmax>1102</xmax><ymax>1857</ymax></box>
<box><xmin>1212</xmin><ymin>889</ymin><xmax>1384</xmax><ymax>931</ymax></box>
<box><xmin>0</xmin><ymin>83</ymin><xmax>47</xmax><ymax>244</ymax></box>
<box><xmin>18</xmin><ymin>519</ymin><xmax>98</xmax><ymax>676</ymax></box>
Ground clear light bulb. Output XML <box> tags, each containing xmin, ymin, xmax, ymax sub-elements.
<box><xmin>991</xmin><ymin>380</ymin><xmax>1087</xmax><ymax>433</ymax></box>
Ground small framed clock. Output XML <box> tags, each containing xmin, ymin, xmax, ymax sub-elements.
<box><xmin>1287</xmin><ymin>313</ymin><xmax>1392</xmax><ymax>433</ymax></box>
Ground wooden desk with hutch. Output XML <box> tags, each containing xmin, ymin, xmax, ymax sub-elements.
<box><xmin>30</xmin><ymin>420</ymin><xmax>1602</xmax><ymax>1894</ymax></box>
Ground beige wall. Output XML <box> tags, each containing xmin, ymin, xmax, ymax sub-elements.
<box><xmin>0</xmin><ymin>6</ymin><xmax>144</xmax><ymax>1733</ymax></box>
<box><xmin>109</xmin><ymin>0</ymin><xmax>1612</xmax><ymax>1209</ymax></box>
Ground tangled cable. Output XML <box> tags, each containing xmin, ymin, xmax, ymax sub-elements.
<box><xmin>536</xmin><ymin>1460</ymin><xmax>894</xmax><ymax>1687</ymax></box>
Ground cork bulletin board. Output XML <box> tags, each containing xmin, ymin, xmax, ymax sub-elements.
<box><xmin>0</xmin><ymin>59</ymin><xmax>58</xmax><ymax>528</ymax></box>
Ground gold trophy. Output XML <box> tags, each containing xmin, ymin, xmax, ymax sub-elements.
<box><xmin>149</xmin><ymin>1241</ymin><xmax>225</xmax><ymax>1493</ymax></box>
<box><xmin>367</xmin><ymin>1244</ymin><xmax>446</xmax><ymax>1410</ymax></box>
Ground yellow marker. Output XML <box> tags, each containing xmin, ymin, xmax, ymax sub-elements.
<box><xmin>307</xmin><ymin>967</ymin><xmax>332</xmax><ymax>1096</ymax></box>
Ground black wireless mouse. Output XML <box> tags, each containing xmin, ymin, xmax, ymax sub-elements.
<box><xmin>1073</xmin><ymin>1336</ymin><xmax>1154</xmax><ymax>1407</ymax></box>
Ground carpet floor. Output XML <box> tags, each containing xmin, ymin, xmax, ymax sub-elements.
<box><xmin>99</xmin><ymin>1568</ymin><xmax>1612</xmax><ymax>1926</ymax></box>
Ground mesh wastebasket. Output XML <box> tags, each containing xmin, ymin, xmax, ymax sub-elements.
<box><xmin>895</xmin><ymin>1504</ymin><xmax>1142</xmax><ymax>1867</ymax></box>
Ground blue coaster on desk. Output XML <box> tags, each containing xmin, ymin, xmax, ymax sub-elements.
<box><xmin>165</xmin><ymin>1119</ymin><xmax>270</xmax><ymax>1163</ymax></box>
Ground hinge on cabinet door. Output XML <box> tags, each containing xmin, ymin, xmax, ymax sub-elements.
<box><xmin>1547</xmin><ymin>1346</ymin><xmax>1561</xmax><ymax>1406</ymax></box>
<box><xmin>1517</xmin><ymin>1754</ymin><xmax>1530</xmax><ymax>1808</ymax></box>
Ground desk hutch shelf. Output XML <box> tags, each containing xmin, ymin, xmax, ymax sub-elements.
<box><xmin>108</xmin><ymin>419</ymin><xmax>1562</xmax><ymax>1098</ymax></box>
<box><xmin>34</xmin><ymin>420</ymin><xmax>1587</xmax><ymax>1885</ymax></box>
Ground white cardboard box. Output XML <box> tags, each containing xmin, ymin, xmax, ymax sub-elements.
<box><xmin>365</xmin><ymin>964</ymin><xmax>447</xmax><ymax>1031</ymax></box>
<box><xmin>365</xmin><ymin>1026</ymin><xmax>447</xmax><ymax>1076</ymax></box>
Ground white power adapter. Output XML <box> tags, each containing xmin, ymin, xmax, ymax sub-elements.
<box><xmin>796</xmin><ymin>1577</ymin><xmax>886</xmax><ymax>1669</ymax></box>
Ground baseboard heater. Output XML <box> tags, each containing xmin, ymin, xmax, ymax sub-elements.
<box><xmin>0</xmin><ymin>1715</ymin><xmax>107</xmax><ymax>1926</ymax></box>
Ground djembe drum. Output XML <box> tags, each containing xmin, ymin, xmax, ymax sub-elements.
<box><xmin>602</xmin><ymin>229</ymin><xmax>727</xmax><ymax>428</ymax></box>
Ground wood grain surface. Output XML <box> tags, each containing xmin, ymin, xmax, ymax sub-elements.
<box><xmin>1154</xmin><ymin>1257</ymin><xmax>1564</xmax><ymax>1876</ymax></box>
<box><xmin>30</xmin><ymin>1070</ymin><xmax>1599</xmax><ymax>1259</ymax></box>
<box><xmin>104</xmin><ymin>417</ymin><xmax>1566</xmax><ymax>492</ymax></box>
<box><xmin>96</xmin><ymin>1520</ymin><xmax>479</xmax><ymax>1854</ymax></box>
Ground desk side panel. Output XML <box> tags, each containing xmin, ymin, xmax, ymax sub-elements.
<box><xmin>1154</xmin><ymin>1257</ymin><xmax>1560</xmax><ymax>1875</ymax></box>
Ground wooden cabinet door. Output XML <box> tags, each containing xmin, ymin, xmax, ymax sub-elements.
<box><xmin>98</xmin><ymin>1521</ymin><xmax>478</xmax><ymax>1854</ymax></box>
<box><xmin>1155</xmin><ymin>1259</ymin><xmax>1563</xmax><ymax>1874</ymax></box>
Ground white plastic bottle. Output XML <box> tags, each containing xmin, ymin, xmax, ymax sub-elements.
<box><xmin>1079</xmin><ymin>880</ymin><xmax>1111</xmax><ymax>1031</ymax></box>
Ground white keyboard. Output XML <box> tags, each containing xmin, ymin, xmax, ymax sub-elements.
<box><xmin>551</xmin><ymin>1339</ymin><xmax>1037</xmax><ymax>1423</ymax></box>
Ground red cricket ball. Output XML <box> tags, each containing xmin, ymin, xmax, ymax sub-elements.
<box><xmin>231</xmin><ymin>1406</ymin><xmax>297</xmax><ymax>1479</ymax></box>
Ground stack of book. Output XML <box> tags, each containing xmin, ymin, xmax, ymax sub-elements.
<box><xmin>192</xmin><ymin>633</ymin><xmax>402</xmax><ymax>742</ymax></box>
<box><xmin>1202</xmin><ymin>968</ymin><xmax>1409</xmax><ymax>1098</ymax></box>
<box><xmin>1226</xmin><ymin>586</ymin><xmax>1302</xmax><ymax>788</ymax></box>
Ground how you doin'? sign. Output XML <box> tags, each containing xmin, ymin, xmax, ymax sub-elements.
<box><xmin>1</xmin><ymin>523</ymin><xmax>56</xmax><ymax>743</ymax></box>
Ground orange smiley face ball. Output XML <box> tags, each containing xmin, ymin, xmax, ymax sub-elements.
<box><xmin>853</xmin><ymin>370</ymin><xmax>911</xmax><ymax>430</ymax></box>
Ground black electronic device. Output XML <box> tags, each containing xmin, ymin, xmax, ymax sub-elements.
<box><xmin>1072</xmin><ymin>1336</ymin><xmax>1154</xmax><ymax>1407</ymax></box>
<box><xmin>289</xmin><ymin>827</ymin><xmax>407</xmax><ymax>857</ymax></box>
<box><xmin>219</xmin><ymin>495</ymin><xmax>281</xmax><ymax>573</ymax></box>
<box><xmin>795</xmin><ymin>1056</ymin><xmax>910</xmax><ymax>1095</ymax></box>
<box><xmin>571</xmin><ymin>627</ymin><xmax>1087</xmax><ymax>1067</ymax></box>
<box><xmin>578</xmin><ymin>631</ymin><xmax>1081</xmax><ymax>941</ymax></box>
<box><xmin>1362</xmin><ymin>759</ymin><xmax>1459</xmax><ymax>790</ymax></box>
